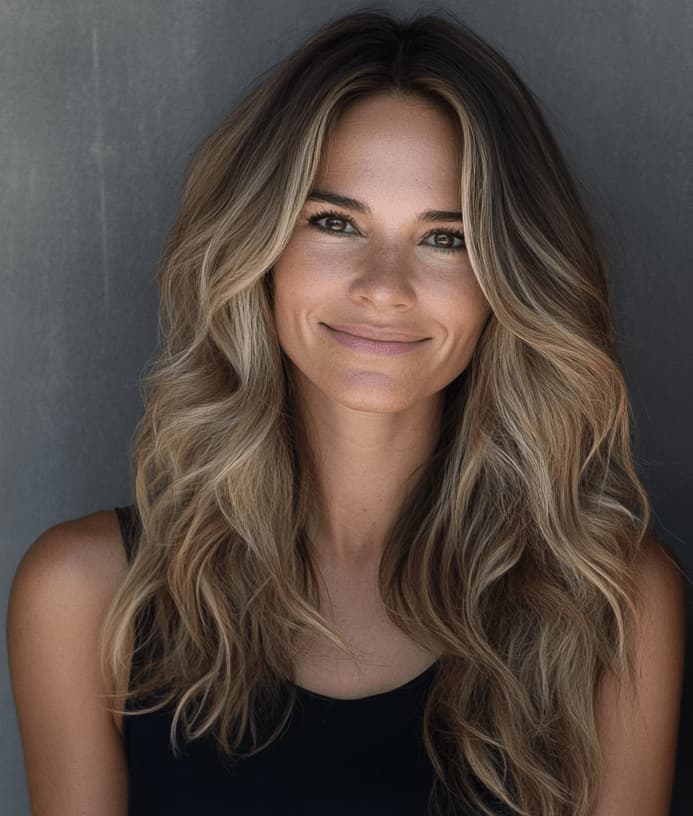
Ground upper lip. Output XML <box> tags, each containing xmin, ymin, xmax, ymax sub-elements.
<box><xmin>323</xmin><ymin>323</ymin><xmax>428</xmax><ymax>342</ymax></box>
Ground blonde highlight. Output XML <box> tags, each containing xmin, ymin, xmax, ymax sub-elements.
<box><xmin>99</xmin><ymin>8</ymin><xmax>660</xmax><ymax>815</ymax></box>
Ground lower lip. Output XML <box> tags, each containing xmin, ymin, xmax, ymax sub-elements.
<box><xmin>321</xmin><ymin>324</ymin><xmax>428</xmax><ymax>355</ymax></box>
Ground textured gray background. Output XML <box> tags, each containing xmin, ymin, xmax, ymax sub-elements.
<box><xmin>2</xmin><ymin>1</ymin><xmax>691</xmax><ymax>813</ymax></box>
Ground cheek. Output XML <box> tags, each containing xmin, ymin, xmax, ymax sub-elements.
<box><xmin>430</xmin><ymin>270</ymin><xmax>491</xmax><ymax>325</ymax></box>
<box><xmin>435</xmin><ymin>294</ymin><xmax>492</xmax><ymax>364</ymax></box>
<box><xmin>271</xmin><ymin>268</ymin><xmax>334</xmax><ymax>353</ymax></box>
<box><xmin>272</xmin><ymin>235</ymin><xmax>341</xmax><ymax>296</ymax></box>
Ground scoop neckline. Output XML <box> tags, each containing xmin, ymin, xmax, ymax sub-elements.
<box><xmin>291</xmin><ymin>659</ymin><xmax>439</xmax><ymax>703</ymax></box>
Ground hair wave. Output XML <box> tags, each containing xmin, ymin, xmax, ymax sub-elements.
<box><xmin>100</xmin><ymin>8</ymin><xmax>660</xmax><ymax>815</ymax></box>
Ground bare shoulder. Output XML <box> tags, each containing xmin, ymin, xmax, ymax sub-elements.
<box><xmin>6</xmin><ymin>509</ymin><xmax>130</xmax><ymax>816</ymax></box>
<box><xmin>630</xmin><ymin>532</ymin><xmax>688</xmax><ymax>640</ymax></box>
<box><xmin>635</xmin><ymin>529</ymin><xmax>687</xmax><ymax>580</ymax></box>
<box><xmin>592</xmin><ymin>532</ymin><xmax>688</xmax><ymax>816</ymax></box>
<box><xmin>13</xmin><ymin>508</ymin><xmax>128</xmax><ymax>584</ymax></box>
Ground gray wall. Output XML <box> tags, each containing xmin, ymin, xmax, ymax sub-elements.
<box><xmin>2</xmin><ymin>1</ymin><xmax>691</xmax><ymax>813</ymax></box>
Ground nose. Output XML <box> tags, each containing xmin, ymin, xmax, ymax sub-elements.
<box><xmin>348</xmin><ymin>247</ymin><xmax>417</xmax><ymax>308</ymax></box>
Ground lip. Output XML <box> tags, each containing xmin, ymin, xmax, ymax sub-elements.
<box><xmin>324</xmin><ymin>323</ymin><xmax>427</xmax><ymax>342</ymax></box>
<box><xmin>321</xmin><ymin>323</ymin><xmax>429</xmax><ymax>356</ymax></box>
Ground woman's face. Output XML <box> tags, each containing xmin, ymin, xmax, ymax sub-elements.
<box><xmin>271</xmin><ymin>92</ymin><xmax>492</xmax><ymax>414</ymax></box>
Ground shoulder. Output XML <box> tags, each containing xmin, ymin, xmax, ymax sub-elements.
<box><xmin>6</xmin><ymin>510</ymin><xmax>131</xmax><ymax>813</ymax></box>
<box><xmin>8</xmin><ymin>511</ymin><xmax>129</xmax><ymax>640</ymax></box>
<box><xmin>631</xmin><ymin>532</ymin><xmax>687</xmax><ymax>643</ymax></box>
<box><xmin>7</xmin><ymin>508</ymin><xmax>130</xmax><ymax>688</ymax></box>
<box><xmin>623</xmin><ymin>531</ymin><xmax>688</xmax><ymax>706</ymax></box>
<box><xmin>7</xmin><ymin>508</ymin><xmax>130</xmax><ymax>686</ymax></box>
<box><xmin>593</xmin><ymin>530</ymin><xmax>687</xmax><ymax>717</ymax></box>
<box><xmin>591</xmin><ymin>532</ymin><xmax>688</xmax><ymax>815</ymax></box>
<box><xmin>12</xmin><ymin>508</ymin><xmax>128</xmax><ymax>584</ymax></box>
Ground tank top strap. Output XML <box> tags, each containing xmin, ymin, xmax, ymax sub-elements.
<box><xmin>114</xmin><ymin>503</ymin><xmax>141</xmax><ymax>563</ymax></box>
<box><xmin>113</xmin><ymin>503</ymin><xmax>160</xmax><ymax>714</ymax></box>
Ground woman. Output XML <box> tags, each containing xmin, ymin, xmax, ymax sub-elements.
<box><xmin>7</xmin><ymin>8</ymin><xmax>686</xmax><ymax>816</ymax></box>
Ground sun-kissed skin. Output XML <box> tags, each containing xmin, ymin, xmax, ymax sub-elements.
<box><xmin>272</xmin><ymin>92</ymin><xmax>492</xmax><ymax>575</ymax></box>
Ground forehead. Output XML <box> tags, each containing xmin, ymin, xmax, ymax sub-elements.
<box><xmin>315</xmin><ymin>94</ymin><xmax>462</xmax><ymax>203</ymax></box>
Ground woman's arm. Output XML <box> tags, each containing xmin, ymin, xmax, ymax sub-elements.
<box><xmin>592</xmin><ymin>535</ymin><xmax>687</xmax><ymax>816</ymax></box>
<box><xmin>6</xmin><ymin>512</ymin><xmax>130</xmax><ymax>815</ymax></box>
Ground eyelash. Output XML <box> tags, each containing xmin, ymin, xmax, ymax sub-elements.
<box><xmin>307</xmin><ymin>209</ymin><xmax>466</xmax><ymax>254</ymax></box>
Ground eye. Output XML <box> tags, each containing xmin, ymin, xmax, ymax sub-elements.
<box><xmin>307</xmin><ymin>209</ymin><xmax>466</xmax><ymax>254</ymax></box>
<box><xmin>308</xmin><ymin>209</ymin><xmax>359</xmax><ymax>236</ymax></box>
<box><xmin>421</xmin><ymin>228</ymin><xmax>466</xmax><ymax>254</ymax></box>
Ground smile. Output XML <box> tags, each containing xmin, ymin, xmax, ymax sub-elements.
<box><xmin>321</xmin><ymin>324</ymin><xmax>429</xmax><ymax>356</ymax></box>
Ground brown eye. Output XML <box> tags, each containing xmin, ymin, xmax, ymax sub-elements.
<box><xmin>308</xmin><ymin>210</ymin><xmax>358</xmax><ymax>235</ymax></box>
<box><xmin>422</xmin><ymin>229</ymin><xmax>466</xmax><ymax>254</ymax></box>
<box><xmin>324</xmin><ymin>217</ymin><xmax>347</xmax><ymax>231</ymax></box>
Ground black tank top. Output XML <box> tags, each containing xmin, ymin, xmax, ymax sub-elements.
<box><xmin>113</xmin><ymin>504</ymin><xmax>499</xmax><ymax>815</ymax></box>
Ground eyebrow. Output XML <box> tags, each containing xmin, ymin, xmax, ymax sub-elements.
<box><xmin>306</xmin><ymin>188</ymin><xmax>463</xmax><ymax>223</ymax></box>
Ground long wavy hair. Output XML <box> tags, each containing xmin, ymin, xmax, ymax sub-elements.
<box><xmin>100</xmin><ymin>7</ymin><xmax>658</xmax><ymax>815</ymax></box>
